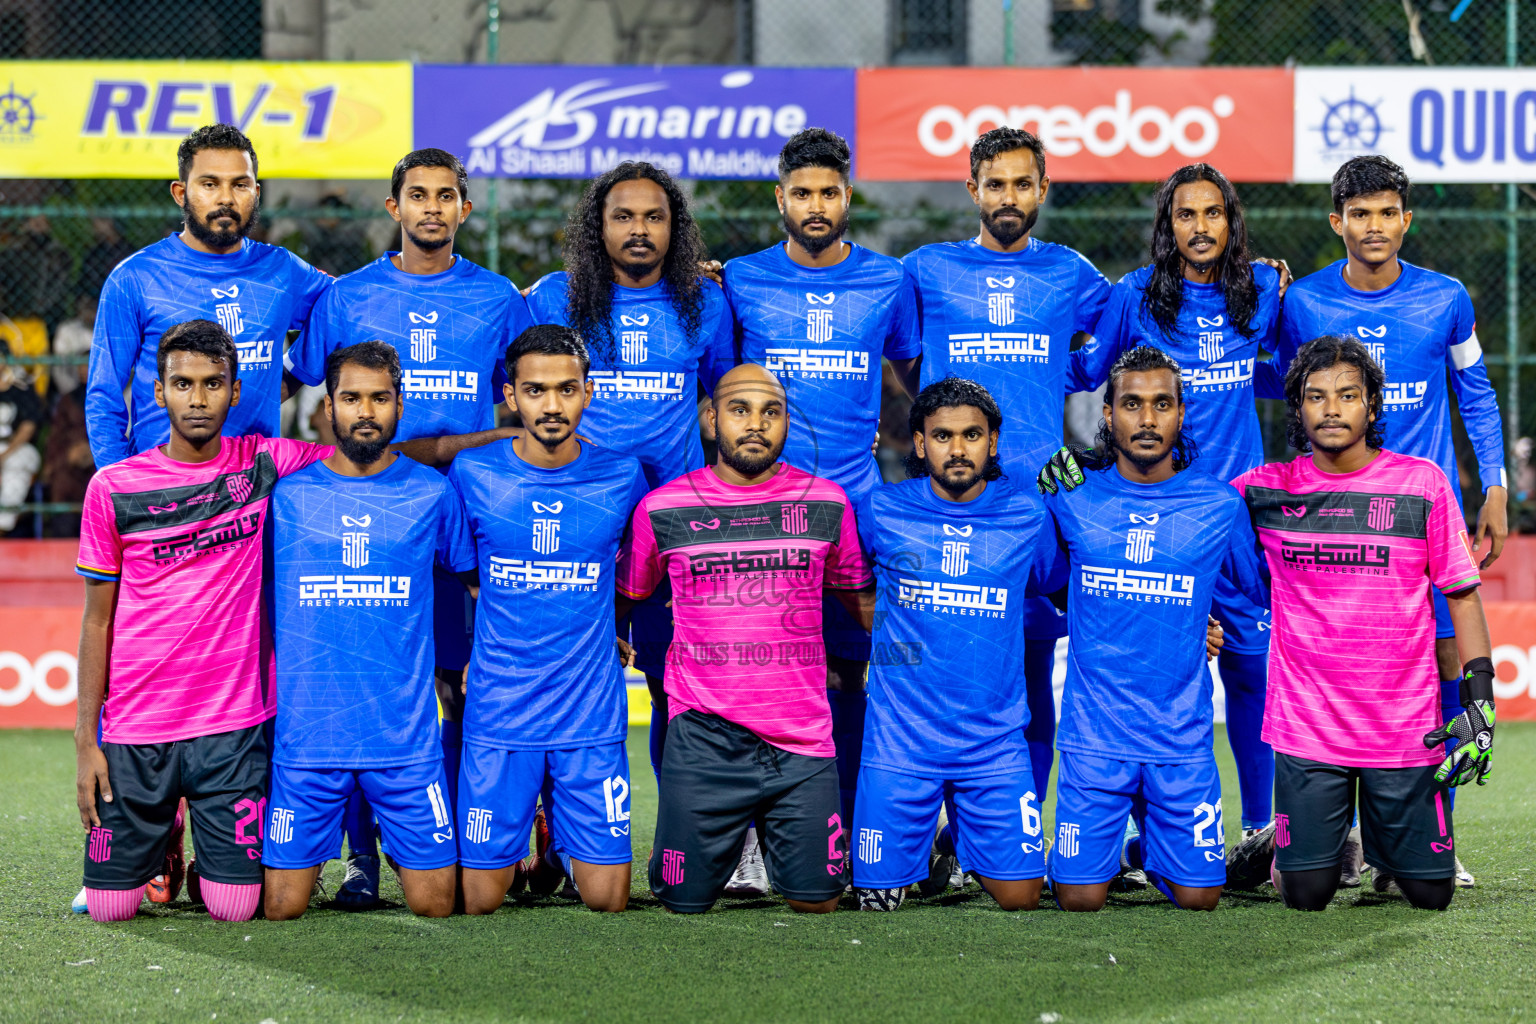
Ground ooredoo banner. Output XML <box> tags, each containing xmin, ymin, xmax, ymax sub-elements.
<box><xmin>1295</xmin><ymin>67</ymin><xmax>1536</xmax><ymax>184</ymax></box>
<box><xmin>0</xmin><ymin>61</ymin><xmax>412</xmax><ymax>179</ymax></box>
<box><xmin>855</xmin><ymin>66</ymin><xmax>1293</xmax><ymax>182</ymax></box>
<box><xmin>412</xmin><ymin>65</ymin><xmax>856</xmax><ymax>180</ymax></box>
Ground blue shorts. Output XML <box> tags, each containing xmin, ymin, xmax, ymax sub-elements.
<box><xmin>824</xmin><ymin>591</ymin><xmax>871</xmax><ymax>663</ymax></box>
<box><xmin>263</xmin><ymin>760</ymin><xmax>457</xmax><ymax>871</ymax></box>
<box><xmin>1431</xmin><ymin>584</ymin><xmax>1456</xmax><ymax>641</ymax></box>
<box><xmin>851</xmin><ymin>762</ymin><xmax>1046</xmax><ymax>888</ymax></box>
<box><xmin>1211</xmin><ymin>571</ymin><xmax>1272</xmax><ymax>654</ymax></box>
<box><xmin>433</xmin><ymin>567</ymin><xmax>475</xmax><ymax>671</ymax></box>
<box><xmin>458</xmin><ymin>742</ymin><xmax>632</xmax><ymax>869</ymax></box>
<box><xmin>1049</xmin><ymin>751</ymin><xmax>1226</xmax><ymax>889</ymax></box>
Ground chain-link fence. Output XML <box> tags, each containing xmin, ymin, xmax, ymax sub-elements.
<box><xmin>0</xmin><ymin>0</ymin><xmax>1531</xmax><ymax>535</ymax></box>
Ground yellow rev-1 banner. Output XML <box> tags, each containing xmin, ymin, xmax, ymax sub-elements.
<box><xmin>0</xmin><ymin>61</ymin><xmax>411</xmax><ymax>179</ymax></box>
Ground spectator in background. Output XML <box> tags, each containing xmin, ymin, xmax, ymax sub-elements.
<box><xmin>52</xmin><ymin>293</ymin><xmax>96</xmax><ymax>396</ymax></box>
<box><xmin>79</xmin><ymin>218</ymin><xmax>135</xmax><ymax>299</ymax></box>
<box><xmin>0</xmin><ymin>283</ymin><xmax>51</xmax><ymax>398</ymax></box>
<box><xmin>0</xmin><ymin>339</ymin><xmax>43</xmax><ymax>533</ymax></box>
<box><xmin>0</xmin><ymin>215</ymin><xmax>74</xmax><ymax>328</ymax></box>
<box><xmin>305</xmin><ymin>194</ymin><xmax>371</xmax><ymax>276</ymax></box>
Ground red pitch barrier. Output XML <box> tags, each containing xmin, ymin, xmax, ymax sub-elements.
<box><xmin>5</xmin><ymin>538</ymin><xmax>1536</xmax><ymax>727</ymax></box>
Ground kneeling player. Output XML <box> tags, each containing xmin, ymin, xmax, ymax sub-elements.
<box><xmin>852</xmin><ymin>378</ymin><xmax>1064</xmax><ymax>911</ymax></box>
<box><xmin>1045</xmin><ymin>347</ymin><xmax>1265</xmax><ymax>912</ymax></box>
<box><xmin>618</xmin><ymin>364</ymin><xmax>870</xmax><ymax>914</ymax></box>
<box><xmin>452</xmin><ymin>325</ymin><xmax>648</xmax><ymax>915</ymax></box>
<box><xmin>263</xmin><ymin>342</ymin><xmax>473</xmax><ymax>919</ymax></box>
<box><xmin>1231</xmin><ymin>336</ymin><xmax>1492</xmax><ymax>912</ymax></box>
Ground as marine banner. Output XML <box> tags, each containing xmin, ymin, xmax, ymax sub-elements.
<box><xmin>0</xmin><ymin>61</ymin><xmax>412</xmax><ymax>179</ymax></box>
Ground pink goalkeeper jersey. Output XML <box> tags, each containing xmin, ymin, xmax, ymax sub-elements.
<box><xmin>77</xmin><ymin>435</ymin><xmax>330</xmax><ymax>744</ymax></box>
<box><xmin>617</xmin><ymin>463</ymin><xmax>871</xmax><ymax>757</ymax></box>
<box><xmin>1235</xmin><ymin>450</ymin><xmax>1480</xmax><ymax>768</ymax></box>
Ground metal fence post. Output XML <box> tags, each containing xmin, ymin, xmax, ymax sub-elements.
<box><xmin>1506</xmin><ymin>0</ymin><xmax>1520</xmax><ymax>474</ymax></box>
<box><xmin>485</xmin><ymin>0</ymin><xmax>501</xmax><ymax>277</ymax></box>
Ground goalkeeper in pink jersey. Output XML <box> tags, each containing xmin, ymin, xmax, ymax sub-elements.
<box><xmin>1227</xmin><ymin>335</ymin><xmax>1494</xmax><ymax>912</ymax></box>
<box><xmin>73</xmin><ymin>320</ymin><xmax>332</xmax><ymax>923</ymax></box>
<box><xmin>617</xmin><ymin>363</ymin><xmax>873</xmax><ymax>914</ymax></box>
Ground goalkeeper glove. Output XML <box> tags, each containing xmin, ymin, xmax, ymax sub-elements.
<box><xmin>1422</xmin><ymin>657</ymin><xmax>1496</xmax><ymax>787</ymax></box>
<box><xmin>1036</xmin><ymin>445</ymin><xmax>1087</xmax><ymax>496</ymax></box>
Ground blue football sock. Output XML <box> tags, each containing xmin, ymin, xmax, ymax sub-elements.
<box><xmin>1218</xmin><ymin>649</ymin><xmax>1275</xmax><ymax>830</ymax></box>
<box><xmin>828</xmin><ymin>686</ymin><xmax>867</xmax><ymax>831</ymax></box>
<box><xmin>1022</xmin><ymin>638</ymin><xmax>1057</xmax><ymax>804</ymax></box>
<box><xmin>342</xmin><ymin>789</ymin><xmax>378</xmax><ymax>859</ymax></box>
<box><xmin>1441</xmin><ymin>677</ymin><xmax>1463</xmax><ymax>811</ymax></box>
<box><xmin>440</xmin><ymin>718</ymin><xmax>463</xmax><ymax>813</ymax></box>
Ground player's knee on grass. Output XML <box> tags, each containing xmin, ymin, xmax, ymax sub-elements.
<box><xmin>570</xmin><ymin>860</ymin><xmax>630</xmax><ymax>913</ymax></box>
<box><xmin>1277</xmin><ymin>867</ymin><xmax>1338</xmax><ymax>911</ymax></box>
<box><xmin>398</xmin><ymin>865</ymin><xmax>457</xmax><ymax>918</ymax></box>
<box><xmin>977</xmin><ymin>875</ymin><xmax>1042</xmax><ymax>911</ymax></box>
<box><xmin>263</xmin><ymin>866</ymin><xmax>321</xmax><ymax>921</ymax></box>
<box><xmin>1166</xmin><ymin>882</ymin><xmax>1221</xmax><ymax>911</ymax></box>
<box><xmin>786</xmin><ymin>895</ymin><xmax>840</xmax><ymax>914</ymax></box>
<box><xmin>1397</xmin><ymin>876</ymin><xmax>1455</xmax><ymax>911</ymax></box>
<box><xmin>1053</xmin><ymin>882</ymin><xmax>1109</xmax><ymax>912</ymax></box>
<box><xmin>461</xmin><ymin>866</ymin><xmax>518</xmax><ymax>915</ymax></box>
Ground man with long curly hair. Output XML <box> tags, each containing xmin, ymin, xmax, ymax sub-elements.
<box><xmin>1060</xmin><ymin>163</ymin><xmax>1286</xmax><ymax>852</ymax></box>
<box><xmin>526</xmin><ymin>161</ymin><xmax>733</xmax><ymax>794</ymax></box>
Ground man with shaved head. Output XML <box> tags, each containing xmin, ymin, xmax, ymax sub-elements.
<box><xmin>617</xmin><ymin>363</ymin><xmax>874</xmax><ymax>913</ymax></box>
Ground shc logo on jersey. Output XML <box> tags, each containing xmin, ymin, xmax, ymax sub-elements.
<box><xmin>619</xmin><ymin>312</ymin><xmax>650</xmax><ymax>364</ymax></box>
<box><xmin>1359</xmin><ymin>338</ymin><xmax>1387</xmax><ymax>373</ymax></box>
<box><xmin>1056</xmin><ymin>822</ymin><xmax>1080</xmax><ymax>858</ymax></box>
<box><xmin>859</xmin><ymin>828</ymin><xmax>883</xmax><ymax>864</ymax></box>
<box><xmin>341</xmin><ymin>513</ymin><xmax>372</xmax><ymax>569</ymax></box>
<box><xmin>661</xmin><ymin>849</ymin><xmax>686</xmax><ymax>886</ymax></box>
<box><xmin>533</xmin><ymin>519</ymin><xmax>560</xmax><ymax>555</ymax></box>
<box><xmin>1368</xmin><ymin>496</ymin><xmax>1397</xmax><ymax>532</ymax></box>
<box><xmin>269</xmin><ymin>807</ymin><xmax>295</xmax><ymax>845</ymax></box>
<box><xmin>1125</xmin><ymin>512</ymin><xmax>1158</xmax><ymax>564</ymax></box>
<box><xmin>941</xmin><ymin>540</ymin><xmax>970</xmax><ymax>577</ymax></box>
<box><xmin>466</xmin><ymin>808</ymin><xmax>493</xmax><ymax>844</ymax></box>
<box><xmin>88</xmin><ymin>826</ymin><xmax>112</xmax><ymax>863</ymax></box>
<box><xmin>781</xmin><ymin>503</ymin><xmax>808</xmax><ymax>534</ymax></box>
<box><xmin>806</xmin><ymin>291</ymin><xmax>835</xmax><ymax>343</ymax></box>
<box><xmin>226</xmin><ymin>473</ymin><xmax>253</xmax><ymax>505</ymax></box>
<box><xmin>603</xmin><ymin>776</ymin><xmax>631</xmax><ymax>837</ymax></box>
<box><xmin>1196</xmin><ymin>314</ymin><xmax>1225</xmax><ymax>362</ymax></box>
<box><xmin>211</xmin><ymin>284</ymin><xmax>244</xmax><ymax>337</ymax></box>
<box><xmin>985</xmin><ymin>277</ymin><xmax>1015</xmax><ymax>327</ymax></box>
<box><xmin>408</xmin><ymin>310</ymin><xmax>439</xmax><ymax>361</ymax></box>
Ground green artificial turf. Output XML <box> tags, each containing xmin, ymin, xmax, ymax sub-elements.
<box><xmin>3</xmin><ymin>725</ymin><xmax>1532</xmax><ymax>1023</ymax></box>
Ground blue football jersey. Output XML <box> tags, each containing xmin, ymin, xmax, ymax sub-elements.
<box><xmin>1049</xmin><ymin>466</ymin><xmax>1266</xmax><ymax>763</ymax></box>
<box><xmin>861</xmin><ymin>476</ymin><xmax>1066</xmax><ymax>777</ymax></box>
<box><xmin>1277</xmin><ymin>260</ymin><xmax>1505</xmax><ymax>504</ymax></box>
<box><xmin>904</xmin><ymin>237</ymin><xmax>1111</xmax><ymax>471</ymax></box>
<box><xmin>1070</xmin><ymin>262</ymin><xmax>1282</xmax><ymax>483</ymax></box>
<box><xmin>287</xmin><ymin>254</ymin><xmax>533</xmax><ymax>441</ymax></box>
<box><xmin>526</xmin><ymin>272</ymin><xmax>734</xmax><ymax>489</ymax></box>
<box><xmin>724</xmin><ymin>242</ymin><xmax>920</xmax><ymax>507</ymax></box>
<box><xmin>87</xmin><ymin>235</ymin><xmax>331</xmax><ymax>466</ymax></box>
<box><xmin>270</xmin><ymin>455</ymin><xmax>475</xmax><ymax>769</ymax></box>
<box><xmin>450</xmin><ymin>439</ymin><xmax>649</xmax><ymax>750</ymax></box>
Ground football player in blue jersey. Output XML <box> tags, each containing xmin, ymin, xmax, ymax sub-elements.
<box><xmin>1060</xmin><ymin>163</ymin><xmax>1283</xmax><ymax>847</ymax></box>
<box><xmin>900</xmin><ymin>127</ymin><xmax>1112</xmax><ymax>844</ymax></box>
<box><xmin>87</xmin><ymin>124</ymin><xmax>331</xmax><ymax>468</ymax></box>
<box><xmin>851</xmin><ymin>377</ymin><xmax>1065</xmax><ymax>912</ymax></box>
<box><xmin>264</xmin><ymin>341</ymin><xmax>475</xmax><ymax>920</ymax></box>
<box><xmin>1271</xmin><ymin>156</ymin><xmax>1506</xmax><ymax>888</ymax></box>
<box><xmin>286</xmin><ymin>148</ymin><xmax>534</xmax><ymax>906</ymax></box>
<box><xmin>1045</xmin><ymin>346</ymin><xmax>1266</xmax><ymax>913</ymax></box>
<box><xmin>527</xmin><ymin>161</ymin><xmax>733</xmax><ymax>791</ymax></box>
<box><xmin>450</xmin><ymin>325</ymin><xmax>649</xmax><ymax>915</ymax></box>
<box><xmin>723</xmin><ymin>127</ymin><xmax>922</xmax><ymax>894</ymax></box>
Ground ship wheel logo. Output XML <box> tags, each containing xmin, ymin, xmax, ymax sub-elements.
<box><xmin>0</xmin><ymin>82</ymin><xmax>39</xmax><ymax>139</ymax></box>
<box><xmin>1313</xmin><ymin>87</ymin><xmax>1387</xmax><ymax>152</ymax></box>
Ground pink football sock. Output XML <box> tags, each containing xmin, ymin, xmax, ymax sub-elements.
<box><xmin>85</xmin><ymin>886</ymin><xmax>143</xmax><ymax>922</ymax></box>
<box><xmin>200</xmin><ymin>879</ymin><xmax>262</xmax><ymax>922</ymax></box>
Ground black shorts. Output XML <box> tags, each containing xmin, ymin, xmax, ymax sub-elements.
<box><xmin>1273</xmin><ymin>753</ymin><xmax>1455</xmax><ymax>881</ymax></box>
<box><xmin>649</xmin><ymin>710</ymin><xmax>849</xmax><ymax>912</ymax></box>
<box><xmin>83</xmin><ymin>723</ymin><xmax>269</xmax><ymax>890</ymax></box>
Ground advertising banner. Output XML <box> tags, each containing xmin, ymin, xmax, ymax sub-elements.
<box><xmin>412</xmin><ymin>65</ymin><xmax>856</xmax><ymax>180</ymax></box>
<box><xmin>1295</xmin><ymin>67</ymin><xmax>1536</xmax><ymax>184</ymax></box>
<box><xmin>0</xmin><ymin>61</ymin><xmax>412</xmax><ymax>179</ymax></box>
<box><xmin>855</xmin><ymin>67</ymin><xmax>1293</xmax><ymax>182</ymax></box>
